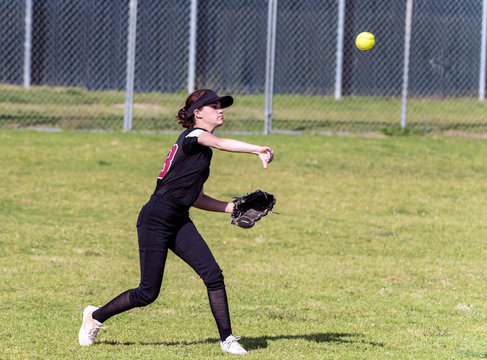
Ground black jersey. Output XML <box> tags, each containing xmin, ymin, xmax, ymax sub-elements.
<box><xmin>153</xmin><ymin>128</ymin><xmax>212</xmax><ymax>208</ymax></box>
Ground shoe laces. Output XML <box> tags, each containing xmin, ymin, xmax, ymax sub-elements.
<box><xmin>86</xmin><ymin>320</ymin><xmax>103</xmax><ymax>339</ymax></box>
<box><xmin>228</xmin><ymin>335</ymin><xmax>241</xmax><ymax>342</ymax></box>
<box><xmin>223</xmin><ymin>335</ymin><xmax>242</xmax><ymax>348</ymax></box>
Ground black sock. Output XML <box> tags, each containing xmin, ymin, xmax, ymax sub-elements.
<box><xmin>92</xmin><ymin>289</ymin><xmax>134</xmax><ymax>323</ymax></box>
<box><xmin>207</xmin><ymin>287</ymin><xmax>232</xmax><ymax>341</ymax></box>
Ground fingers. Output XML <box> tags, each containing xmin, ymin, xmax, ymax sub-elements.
<box><xmin>259</xmin><ymin>147</ymin><xmax>273</xmax><ymax>168</ymax></box>
<box><xmin>258</xmin><ymin>153</ymin><xmax>268</xmax><ymax>169</ymax></box>
<box><xmin>265</xmin><ymin>148</ymin><xmax>274</xmax><ymax>164</ymax></box>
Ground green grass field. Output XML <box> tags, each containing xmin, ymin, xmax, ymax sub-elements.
<box><xmin>2</xmin><ymin>129</ymin><xmax>487</xmax><ymax>359</ymax></box>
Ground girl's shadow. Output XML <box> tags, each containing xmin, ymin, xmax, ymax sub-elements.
<box><xmin>241</xmin><ymin>333</ymin><xmax>384</xmax><ymax>350</ymax></box>
<box><xmin>100</xmin><ymin>332</ymin><xmax>384</xmax><ymax>350</ymax></box>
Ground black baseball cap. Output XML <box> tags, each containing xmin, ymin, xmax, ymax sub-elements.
<box><xmin>187</xmin><ymin>90</ymin><xmax>234</xmax><ymax>117</ymax></box>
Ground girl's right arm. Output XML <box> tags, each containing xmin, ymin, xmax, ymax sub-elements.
<box><xmin>197</xmin><ymin>131</ymin><xmax>274</xmax><ymax>168</ymax></box>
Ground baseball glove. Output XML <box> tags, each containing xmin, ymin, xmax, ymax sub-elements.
<box><xmin>231</xmin><ymin>190</ymin><xmax>276</xmax><ymax>229</ymax></box>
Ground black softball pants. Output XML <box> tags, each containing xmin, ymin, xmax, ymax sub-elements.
<box><xmin>130</xmin><ymin>195</ymin><xmax>225</xmax><ymax>307</ymax></box>
<box><xmin>92</xmin><ymin>195</ymin><xmax>233</xmax><ymax>340</ymax></box>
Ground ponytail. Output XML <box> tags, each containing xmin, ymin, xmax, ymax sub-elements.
<box><xmin>176</xmin><ymin>107</ymin><xmax>194</xmax><ymax>128</ymax></box>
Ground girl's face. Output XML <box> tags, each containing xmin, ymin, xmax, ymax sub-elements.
<box><xmin>194</xmin><ymin>101</ymin><xmax>224</xmax><ymax>131</ymax></box>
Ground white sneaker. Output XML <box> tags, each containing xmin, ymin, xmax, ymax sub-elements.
<box><xmin>78</xmin><ymin>305</ymin><xmax>103</xmax><ymax>346</ymax></box>
<box><xmin>220</xmin><ymin>335</ymin><xmax>247</xmax><ymax>355</ymax></box>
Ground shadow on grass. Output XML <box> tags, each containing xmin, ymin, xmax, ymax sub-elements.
<box><xmin>241</xmin><ymin>333</ymin><xmax>384</xmax><ymax>350</ymax></box>
<box><xmin>99</xmin><ymin>332</ymin><xmax>385</xmax><ymax>350</ymax></box>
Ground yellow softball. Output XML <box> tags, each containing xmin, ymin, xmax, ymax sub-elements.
<box><xmin>355</xmin><ymin>32</ymin><xmax>375</xmax><ymax>51</ymax></box>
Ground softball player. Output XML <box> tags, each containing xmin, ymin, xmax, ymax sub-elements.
<box><xmin>78</xmin><ymin>89</ymin><xmax>274</xmax><ymax>355</ymax></box>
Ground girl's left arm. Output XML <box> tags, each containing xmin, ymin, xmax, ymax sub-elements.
<box><xmin>193</xmin><ymin>189</ymin><xmax>234</xmax><ymax>213</ymax></box>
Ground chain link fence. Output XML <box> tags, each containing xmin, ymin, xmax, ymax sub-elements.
<box><xmin>0</xmin><ymin>0</ymin><xmax>486</xmax><ymax>134</ymax></box>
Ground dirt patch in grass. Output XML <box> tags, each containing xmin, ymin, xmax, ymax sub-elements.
<box><xmin>113</xmin><ymin>103</ymin><xmax>164</xmax><ymax>110</ymax></box>
<box><xmin>445</xmin><ymin>130</ymin><xmax>487</xmax><ymax>138</ymax></box>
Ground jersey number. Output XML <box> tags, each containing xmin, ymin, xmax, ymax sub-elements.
<box><xmin>158</xmin><ymin>144</ymin><xmax>178</xmax><ymax>179</ymax></box>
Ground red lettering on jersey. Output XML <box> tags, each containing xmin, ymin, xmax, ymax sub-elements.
<box><xmin>158</xmin><ymin>144</ymin><xmax>178</xmax><ymax>179</ymax></box>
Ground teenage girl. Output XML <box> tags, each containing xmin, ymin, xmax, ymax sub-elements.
<box><xmin>78</xmin><ymin>89</ymin><xmax>274</xmax><ymax>355</ymax></box>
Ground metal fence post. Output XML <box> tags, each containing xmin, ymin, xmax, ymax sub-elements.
<box><xmin>264</xmin><ymin>0</ymin><xmax>277</xmax><ymax>135</ymax></box>
<box><xmin>479</xmin><ymin>0</ymin><xmax>487</xmax><ymax>101</ymax></box>
<box><xmin>188</xmin><ymin>0</ymin><xmax>197</xmax><ymax>94</ymax></box>
<box><xmin>335</xmin><ymin>0</ymin><xmax>345</xmax><ymax>100</ymax></box>
<box><xmin>23</xmin><ymin>0</ymin><xmax>32</xmax><ymax>88</ymax></box>
<box><xmin>401</xmin><ymin>0</ymin><xmax>413</xmax><ymax>131</ymax></box>
<box><xmin>124</xmin><ymin>0</ymin><xmax>138</xmax><ymax>132</ymax></box>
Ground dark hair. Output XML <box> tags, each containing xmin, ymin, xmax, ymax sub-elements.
<box><xmin>176</xmin><ymin>89</ymin><xmax>212</xmax><ymax>128</ymax></box>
